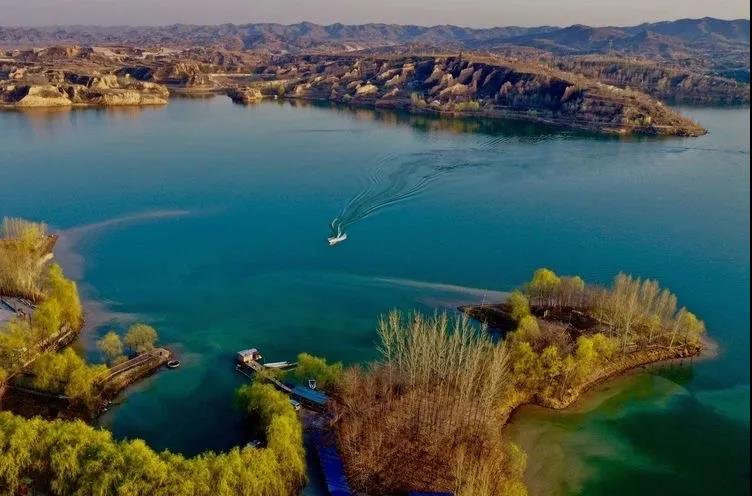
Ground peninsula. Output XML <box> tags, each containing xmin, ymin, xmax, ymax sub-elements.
<box><xmin>0</xmin><ymin>218</ymin><xmax>170</xmax><ymax>420</ymax></box>
<box><xmin>328</xmin><ymin>268</ymin><xmax>705</xmax><ymax>495</ymax></box>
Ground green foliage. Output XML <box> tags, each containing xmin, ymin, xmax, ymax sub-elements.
<box><xmin>509</xmin><ymin>340</ymin><xmax>537</xmax><ymax>389</ymax></box>
<box><xmin>97</xmin><ymin>331</ymin><xmax>125</xmax><ymax>365</ymax></box>
<box><xmin>44</xmin><ymin>264</ymin><xmax>83</xmax><ymax>330</ymax></box>
<box><xmin>287</xmin><ymin>353</ymin><xmax>343</xmax><ymax>391</ymax></box>
<box><xmin>236</xmin><ymin>382</ymin><xmax>294</xmax><ymax>427</ymax></box>
<box><xmin>507</xmin><ymin>290</ymin><xmax>531</xmax><ymax>322</ymax></box>
<box><xmin>573</xmin><ymin>336</ymin><xmax>598</xmax><ymax>383</ymax></box>
<box><xmin>593</xmin><ymin>272</ymin><xmax>704</xmax><ymax>350</ymax></box>
<box><xmin>0</xmin><ymin>403</ymin><xmax>306</xmax><ymax>496</ymax></box>
<box><xmin>123</xmin><ymin>323</ymin><xmax>158</xmax><ymax>354</ymax></box>
<box><xmin>514</xmin><ymin>315</ymin><xmax>541</xmax><ymax>344</ymax></box>
<box><xmin>32</xmin><ymin>297</ymin><xmax>63</xmax><ymax>337</ymax></box>
<box><xmin>591</xmin><ymin>332</ymin><xmax>616</xmax><ymax>360</ymax></box>
<box><xmin>1</xmin><ymin>262</ymin><xmax>84</xmax><ymax>380</ymax></box>
<box><xmin>525</xmin><ymin>268</ymin><xmax>561</xmax><ymax>306</ymax></box>
<box><xmin>453</xmin><ymin>100</ymin><xmax>481</xmax><ymax>112</ymax></box>
<box><xmin>32</xmin><ymin>348</ymin><xmax>107</xmax><ymax>407</ymax></box>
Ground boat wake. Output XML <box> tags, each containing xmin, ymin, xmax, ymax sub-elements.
<box><xmin>328</xmin><ymin>148</ymin><xmax>491</xmax><ymax>241</ymax></box>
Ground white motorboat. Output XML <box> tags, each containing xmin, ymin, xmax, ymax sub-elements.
<box><xmin>328</xmin><ymin>231</ymin><xmax>347</xmax><ymax>246</ymax></box>
<box><xmin>263</xmin><ymin>361</ymin><xmax>298</xmax><ymax>370</ymax></box>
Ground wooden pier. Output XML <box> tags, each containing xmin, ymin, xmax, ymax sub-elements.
<box><xmin>235</xmin><ymin>349</ymin><xmax>329</xmax><ymax>412</ymax></box>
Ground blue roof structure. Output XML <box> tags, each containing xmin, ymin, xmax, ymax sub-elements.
<box><xmin>311</xmin><ymin>431</ymin><xmax>353</xmax><ymax>496</ymax></box>
<box><xmin>291</xmin><ymin>385</ymin><xmax>329</xmax><ymax>407</ymax></box>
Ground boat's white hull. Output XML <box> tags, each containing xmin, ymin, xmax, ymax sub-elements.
<box><xmin>264</xmin><ymin>361</ymin><xmax>298</xmax><ymax>369</ymax></box>
<box><xmin>328</xmin><ymin>232</ymin><xmax>347</xmax><ymax>245</ymax></box>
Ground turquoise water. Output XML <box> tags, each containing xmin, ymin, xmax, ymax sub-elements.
<box><xmin>0</xmin><ymin>99</ymin><xmax>749</xmax><ymax>494</ymax></box>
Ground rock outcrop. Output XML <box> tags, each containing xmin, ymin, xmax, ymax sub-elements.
<box><xmin>1</xmin><ymin>70</ymin><xmax>169</xmax><ymax>108</ymax></box>
<box><xmin>257</xmin><ymin>55</ymin><xmax>706</xmax><ymax>136</ymax></box>
<box><xmin>226</xmin><ymin>86</ymin><xmax>263</xmax><ymax>104</ymax></box>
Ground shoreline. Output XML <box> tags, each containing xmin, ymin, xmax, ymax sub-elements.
<box><xmin>458</xmin><ymin>302</ymin><xmax>708</xmax><ymax>425</ymax></box>
<box><xmin>2</xmin><ymin>89</ymin><xmax>710</xmax><ymax>137</ymax></box>
<box><xmin>496</xmin><ymin>341</ymin><xmax>706</xmax><ymax>435</ymax></box>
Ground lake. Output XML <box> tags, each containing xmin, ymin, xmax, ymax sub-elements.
<box><xmin>0</xmin><ymin>98</ymin><xmax>748</xmax><ymax>495</ymax></box>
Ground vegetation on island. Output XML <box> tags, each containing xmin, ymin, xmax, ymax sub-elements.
<box><xmin>30</xmin><ymin>349</ymin><xmax>107</xmax><ymax>408</ymax></box>
<box><xmin>330</xmin><ymin>268</ymin><xmax>705</xmax><ymax>495</ymax></box>
<box><xmin>285</xmin><ymin>352</ymin><xmax>343</xmax><ymax>391</ymax></box>
<box><xmin>1</xmin><ymin>219</ymin><xmax>83</xmax><ymax>383</ymax></box>
<box><xmin>503</xmin><ymin>268</ymin><xmax>704</xmax><ymax>406</ymax></box>
<box><xmin>0</xmin><ymin>383</ymin><xmax>306</xmax><ymax>495</ymax></box>
<box><xmin>335</xmin><ymin>312</ymin><xmax>526</xmax><ymax>496</ymax></box>
<box><xmin>0</xmin><ymin>217</ymin><xmax>163</xmax><ymax>415</ymax></box>
<box><xmin>0</xmin><ymin>218</ymin><xmax>59</xmax><ymax>301</ymax></box>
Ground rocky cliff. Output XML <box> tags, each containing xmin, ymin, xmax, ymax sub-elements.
<box><xmin>556</xmin><ymin>56</ymin><xmax>750</xmax><ymax>104</ymax></box>
<box><xmin>252</xmin><ymin>55</ymin><xmax>706</xmax><ymax>136</ymax></box>
<box><xmin>0</xmin><ymin>70</ymin><xmax>169</xmax><ymax>108</ymax></box>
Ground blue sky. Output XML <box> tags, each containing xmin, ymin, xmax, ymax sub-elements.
<box><xmin>0</xmin><ymin>0</ymin><xmax>748</xmax><ymax>27</ymax></box>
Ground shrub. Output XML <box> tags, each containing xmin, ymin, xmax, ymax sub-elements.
<box><xmin>123</xmin><ymin>324</ymin><xmax>158</xmax><ymax>354</ymax></box>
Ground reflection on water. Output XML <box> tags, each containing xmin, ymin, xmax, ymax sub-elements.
<box><xmin>287</xmin><ymin>98</ymin><xmax>576</xmax><ymax>139</ymax></box>
<box><xmin>5</xmin><ymin>104</ymin><xmax>165</xmax><ymax>138</ymax></box>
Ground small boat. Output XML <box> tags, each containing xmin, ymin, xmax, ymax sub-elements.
<box><xmin>263</xmin><ymin>361</ymin><xmax>298</xmax><ymax>370</ymax></box>
<box><xmin>166</xmin><ymin>360</ymin><xmax>181</xmax><ymax>369</ymax></box>
<box><xmin>327</xmin><ymin>231</ymin><xmax>347</xmax><ymax>246</ymax></box>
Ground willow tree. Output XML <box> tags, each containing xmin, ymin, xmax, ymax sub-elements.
<box><xmin>524</xmin><ymin>268</ymin><xmax>561</xmax><ymax>307</ymax></box>
<box><xmin>0</xmin><ymin>383</ymin><xmax>306</xmax><ymax>496</ymax></box>
<box><xmin>0</xmin><ymin>217</ymin><xmax>49</xmax><ymax>299</ymax></box>
<box><xmin>123</xmin><ymin>324</ymin><xmax>158</xmax><ymax>354</ymax></box>
<box><xmin>97</xmin><ymin>331</ymin><xmax>125</xmax><ymax>365</ymax></box>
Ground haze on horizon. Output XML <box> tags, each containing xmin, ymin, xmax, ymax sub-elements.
<box><xmin>0</xmin><ymin>0</ymin><xmax>749</xmax><ymax>28</ymax></box>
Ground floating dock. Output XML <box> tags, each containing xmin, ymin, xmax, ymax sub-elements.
<box><xmin>311</xmin><ymin>431</ymin><xmax>353</xmax><ymax>496</ymax></box>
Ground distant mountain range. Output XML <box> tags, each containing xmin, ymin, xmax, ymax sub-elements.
<box><xmin>1</xmin><ymin>17</ymin><xmax>749</xmax><ymax>80</ymax></box>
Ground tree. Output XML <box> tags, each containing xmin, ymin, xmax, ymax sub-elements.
<box><xmin>97</xmin><ymin>331</ymin><xmax>125</xmax><ymax>365</ymax></box>
<box><xmin>525</xmin><ymin>268</ymin><xmax>561</xmax><ymax>306</ymax></box>
<box><xmin>287</xmin><ymin>353</ymin><xmax>343</xmax><ymax>391</ymax></box>
<box><xmin>557</xmin><ymin>276</ymin><xmax>585</xmax><ymax>307</ymax></box>
<box><xmin>0</xmin><ymin>218</ymin><xmax>48</xmax><ymax>299</ymax></box>
<box><xmin>32</xmin><ymin>297</ymin><xmax>63</xmax><ymax>338</ymax></box>
<box><xmin>510</xmin><ymin>340</ymin><xmax>537</xmax><ymax>388</ymax></box>
<box><xmin>514</xmin><ymin>315</ymin><xmax>541</xmax><ymax>344</ymax></box>
<box><xmin>44</xmin><ymin>264</ymin><xmax>83</xmax><ymax>329</ymax></box>
<box><xmin>31</xmin><ymin>349</ymin><xmax>107</xmax><ymax>407</ymax></box>
<box><xmin>123</xmin><ymin>324</ymin><xmax>158</xmax><ymax>354</ymax></box>
<box><xmin>573</xmin><ymin>336</ymin><xmax>598</xmax><ymax>383</ymax></box>
<box><xmin>506</xmin><ymin>290</ymin><xmax>530</xmax><ymax>322</ymax></box>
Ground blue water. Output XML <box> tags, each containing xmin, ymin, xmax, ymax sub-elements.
<box><xmin>0</xmin><ymin>98</ymin><xmax>748</xmax><ymax>494</ymax></box>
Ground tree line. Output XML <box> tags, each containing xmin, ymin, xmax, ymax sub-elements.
<box><xmin>0</xmin><ymin>383</ymin><xmax>305</xmax><ymax>495</ymax></box>
<box><xmin>0</xmin><ymin>263</ymin><xmax>83</xmax><ymax>382</ymax></box>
